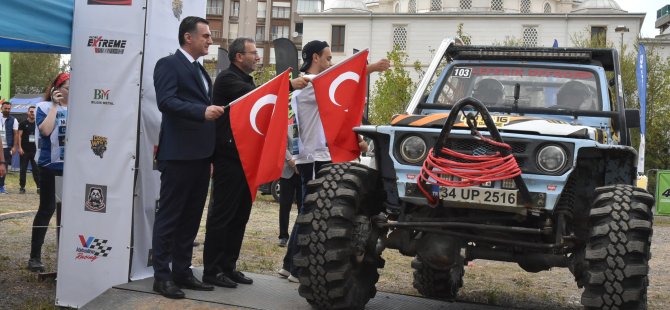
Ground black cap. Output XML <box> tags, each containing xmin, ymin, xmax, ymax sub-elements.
<box><xmin>300</xmin><ymin>40</ymin><xmax>329</xmax><ymax>72</ymax></box>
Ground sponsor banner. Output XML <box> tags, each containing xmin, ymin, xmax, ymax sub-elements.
<box><xmin>56</xmin><ymin>1</ymin><xmax>144</xmax><ymax>307</ymax></box>
<box><xmin>657</xmin><ymin>171</ymin><xmax>670</xmax><ymax>215</ymax></box>
<box><xmin>0</xmin><ymin>52</ymin><xmax>10</xmax><ymax>101</ymax></box>
<box><xmin>130</xmin><ymin>0</ymin><xmax>206</xmax><ymax>280</ymax></box>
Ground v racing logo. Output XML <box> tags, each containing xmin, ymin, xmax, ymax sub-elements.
<box><xmin>76</xmin><ymin>235</ymin><xmax>113</xmax><ymax>262</ymax></box>
<box><xmin>87</xmin><ymin>36</ymin><xmax>127</xmax><ymax>54</ymax></box>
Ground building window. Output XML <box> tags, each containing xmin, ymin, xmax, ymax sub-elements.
<box><xmin>591</xmin><ymin>26</ymin><xmax>607</xmax><ymax>44</ymax></box>
<box><xmin>257</xmin><ymin>2</ymin><xmax>267</xmax><ymax>18</ymax></box>
<box><xmin>211</xmin><ymin>30</ymin><xmax>223</xmax><ymax>39</ymax></box>
<box><xmin>295</xmin><ymin>23</ymin><xmax>304</xmax><ymax>35</ymax></box>
<box><xmin>408</xmin><ymin>0</ymin><xmax>416</xmax><ymax>13</ymax></box>
<box><xmin>271</xmin><ymin>25</ymin><xmax>289</xmax><ymax>40</ymax></box>
<box><xmin>544</xmin><ymin>2</ymin><xmax>551</xmax><ymax>13</ymax></box>
<box><xmin>331</xmin><ymin>25</ymin><xmax>345</xmax><ymax>52</ymax></box>
<box><xmin>393</xmin><ymin>25</ymin><xmax>408</xmax><ymax>51</ymax></box>
<box><xmin>297</xmin><ymin>0</ymin><xmax>322</xmax><ymax>13</ymax></box>
<box><xmin>229</xmin><ymin>23</ymin><xmax>239</xmax><ymax>40</ymax></box>
<box><xmin>231</xmin><ymin>1</ymin><xmax>240</xmax><ymax>17</ymax></box>
<box><xmin>257</xmin><ymin>47</ymin><xmax>265</xmax><ymax>64</ymax></box>
<box><xmin>491</xmin><ymin>0</ymin><xmax>503</xmax><ymax>11</ymax></box>
<box><xmin>207</xmin><ymin>0</ymin><xmax>223</xmax><ymax>15</ymax></box>
<box><xmin>256</xmin><ymin>26</ymin><xmax>265</xmax><ymax>42</ymax></box>
<box><xmin>522</xmin><ymin>26</ymin><xmax>538</xmax><ymax>47</ymax></box>
<box><xmin>272</xmin><ymin>2</ymin><xmax>291</xmax><ymax>19</ymax></box>
<box><xmin>520</xmin><ymin>0</ymin><xmax>530</xmax><ymax>13</ymax></box>
<box><xmin>460</xmin><ymin>0</ymin><xmax>471</xmax><ymax>10</ymax></box>
<box><xmin>430</xmin><ymin>0</ymin><xmax>441</xmax><ymax>11</ymax></box>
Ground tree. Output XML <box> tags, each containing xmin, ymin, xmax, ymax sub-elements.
<box><xmin>10</xmin><ymin>53</ymin><xmax>60</xmax><ymax>97</ymax></box>
<box><xmin>571</xmin><ymin>28</ymin><xmax>670</xmax><ymax>173</ymax></box>
<box><xmin>369</xmin><ymin>47</ymin><xmax>414</xmax><ymax>124</ymax></box>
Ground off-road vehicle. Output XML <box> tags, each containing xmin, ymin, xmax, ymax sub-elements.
<box><xmin>294</xmin><ymin>38</ymin><xmax>654</xmax><ymax>310</ymax></box>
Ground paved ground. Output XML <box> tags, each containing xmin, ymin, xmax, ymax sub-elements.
<box><xmin>84</xmin><ymin>269</ymin><xmax>510</xmax><ymax>310</ymax></box>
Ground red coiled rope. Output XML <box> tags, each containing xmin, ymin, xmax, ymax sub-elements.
<box><xmin>418</xmin><ymin>135</ymin><xmax>522</xmax><ymax>205</ymax></box>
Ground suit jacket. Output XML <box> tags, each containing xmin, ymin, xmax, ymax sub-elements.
<box><xmin>211</xmin><ymin>64</ymin><xmax>256</xmax><ymax>161</ymax></box>
<box><xmin>154</xmin><ymin>49</ymin><xmax>214</xmax><ymax>160</ymax></box>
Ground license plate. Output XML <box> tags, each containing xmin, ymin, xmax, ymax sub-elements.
<box><xmin>439</xmin><ymin>186</ymin><xmax>518</xmax><ymax>207</ymax></box>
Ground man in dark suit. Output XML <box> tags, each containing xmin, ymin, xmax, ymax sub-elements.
<box><xmin>152</xmin><ymin>16</ymin><xmax>225</xmax><ymax>299</ymax></box>
<box><xmin>202</xmin><ymin>37</ymin><xmax>309</xmax><ymax>288</ymax></box>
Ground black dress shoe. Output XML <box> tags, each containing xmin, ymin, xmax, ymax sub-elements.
<box><xmin>202</xmin><ymin>273</ymin><xmax>238</xmax><ymax>288</ymax></box>
<box><xmin>225</xmin><ymin>271</ymin><xmax>253</xmax><ymax>285</ymax></box>
<box><xmin>153</xmin><ymin>280</ymin><xmax>185</xmax><ymax>299</ymax></box>
<box><xmin>175</xmin><ymin>275</ymin><xmax>214</xmax><ymax>291</ymax></box>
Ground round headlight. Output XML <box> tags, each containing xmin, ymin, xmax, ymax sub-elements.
<box><xmin>536</xmin><ymin>145</ymin><xmax>567</xmax><ymax>173</ymax></box>
<box><xmin>399</xmin><ymin>136</ymin><xmax>427</xmax><ymax>164</ymax></box>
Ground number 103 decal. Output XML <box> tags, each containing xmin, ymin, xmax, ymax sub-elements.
<box><xmin>452</xmin><ymin>67</ymin><xmax>472</xmax><ymax>78</ymax></box>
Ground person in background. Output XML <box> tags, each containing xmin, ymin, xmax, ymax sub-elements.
<box><xmin>27</xmin><ymin>73</ymin><xmax>69</xmax><ymax>273</ymax></box>
<box><xmin>1</xmin><ymin>100</ymin><xmax>19</xmax><ymax>194</ymax></box>
<box><xmin>277</xmin><ymin>139</ymin><xmax>301</xmax><ymax>247</ymax></box>
<box><xmin>18</xmin><ymin>106</ymin><xmax>40</xmax><ymax>194</ymax></box>
<box><xmin>151</xmin><ymin>16</ymin><xmax>224</xmax><ymax>299</ymax></box>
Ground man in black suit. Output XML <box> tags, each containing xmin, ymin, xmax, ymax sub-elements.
<box><xmin>202</xmin><ymin>37</ymin><xmax>309</xmax><ymax>288</ymax></box>
<box><xmin>152</xmin><ymin>16</ymin><xmax>225</xmax><ymax>299</ymax></box>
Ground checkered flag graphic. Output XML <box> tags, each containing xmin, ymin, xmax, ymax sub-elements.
<box><xmin>90</xmin><ymin>238</ymin><xmax>113</xmax><ymax>257</ymax></box>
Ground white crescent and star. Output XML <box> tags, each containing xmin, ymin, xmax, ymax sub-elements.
<box><xmin>328</xmin><ymin>71</ymin><xmax>360</xmax><ymax>111</ymax></box>
<box><xmin>249</xmin><ymin>94</ymin><xmax>277</xmax><ymax>136</ymax></box>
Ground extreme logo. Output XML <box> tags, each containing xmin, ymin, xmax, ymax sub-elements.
<box><xmin>76</xmin><ymin>235</ymin><xmax>113</xmax><ymax>262</ymax></box>
<box><xmin>85</xmin><ymin>184</ymin><xmax>107</xmax><ymax>213</ymax></box>
<box><xmin>87</xmin><ymin>36</ymin><xmax>127</xmax><ymax>54</ymax></box>
<box><xmin>90</xmin><ymin>135</ymin><xmax>108</xmax><ymax>158</ymax></box>
<box><xmin>88</xmin><ymin>0</ymin><xmax>132</xmax><ymax>5</ymax></box>
<box><xmin>91</xmin><ymin>89</ymin><xmax>113</xmax><ymax>105</ymax></box>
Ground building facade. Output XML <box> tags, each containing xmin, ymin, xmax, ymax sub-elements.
<box><xmin>205</xmin><ymin>0</ymin><xmax>323</xmax><ymax>65</ymax></box>
<box><xmin>301</xmin><ymin>0</ymin><xmax>645</xmax><ymax>82</ymax></box>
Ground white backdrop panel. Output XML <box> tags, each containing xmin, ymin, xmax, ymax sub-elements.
<box><xmin>56</xmin><ymin>1</ymin><xmax>145</xmax><ymax>307</ymax></box>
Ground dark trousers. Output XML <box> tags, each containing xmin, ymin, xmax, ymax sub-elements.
<box><xmin>203</xmin><ymin>155</ymin><xmax>252</xmax><ymax>276</ymax></box>
<box><xmin>152</xmin><ymin>159</ymin><xmax>210</xmax><ymax>281</ymax></box>
<box><xmin>282</xmin><ymin>161</ymin><xmax>330</xmax><ymax>275</ymax></box>
<box><xmin>30</xmin><ymin>167</ymin><xmax>61</xmax><ymax>259</ymax></box>
<box><xmin>0</xmin><ymin>148</ymin><xmax>9</xmax><ymax>187</ymax></box>
<box><xmin>19</xmin><ymin>151</ymin><xmax>40</xmax><ymax>189</ymax></box>
<box><xmin>278</xmin><ymin>173</ymin><xmax>302</xmax><ymax>239</ymax></box>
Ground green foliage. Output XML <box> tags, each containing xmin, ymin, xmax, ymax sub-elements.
<box><xmin>571</xmin><ymin>28</ymin><xmax>670</xmax><ymax>171</ymax></box>
<box><xmin>10</xmin><ymin>53</ymin><xmax>61</xmax><ymax>97</ymax></box>
<box><xmin>492</xmin><ymin>36</ymin><xmax>524</xmax><ymax>47</ymax></box>
<box><xmin>252</xmin><ymin>64</ymin><xmax>277</xmax><ymax>85</ymax></box>
<box><xmin>456</xmin><ymin>23</ymin><xmax>471</xmax><ymax>45</ymax></box>
<box><xmin>369</xmin><ymin>47</ymin><xmax>414</xmax><ymax>124</ymax></box>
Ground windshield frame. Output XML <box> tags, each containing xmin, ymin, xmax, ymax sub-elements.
<box><xmin>419</xmin><ymin>61</ymin><xmax>610</xmax><ymax>116</ymax></box>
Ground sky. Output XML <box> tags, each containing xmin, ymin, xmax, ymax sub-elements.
<box><xmin>616</xmin><ymin>0</ymin><xmax>666</xmax><ymax>37</ymax></box>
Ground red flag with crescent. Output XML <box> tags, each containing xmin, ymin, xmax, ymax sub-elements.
<box><xmin>311</xmin><ymin>49</ymin><xmax>369</xmax><ymax>163</ymax></box>
<box><xmin>230</xmin><ymin>69</ymin><xmax>291</xmax><ymax>201</ymax></box>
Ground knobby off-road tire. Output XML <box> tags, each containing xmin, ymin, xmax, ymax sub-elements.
<box><xmin>293</xmin><ymin>162</ymin><xmax>384</xmax><ymax>310</ymax></box>
<box><xmin>581</xmin><ymin>185</ymin><xmax>654</xmax><ymax>310</ymax></box>
<box><xmin>412</xmin><ymin>255</ymin><xmax>464</xmax><ymax>301</ymax></box>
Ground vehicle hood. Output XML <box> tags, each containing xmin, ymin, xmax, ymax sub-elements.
<box><xmin>391</xmin><ymin>113</ymin><xmax>606</xmax><ymax>142</ymax></box>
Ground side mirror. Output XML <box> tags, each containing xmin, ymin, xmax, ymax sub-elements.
<box><xmin>625</xmin><ymin>109</ymin><xmax>640</xmax><ymax>128</ymax></box>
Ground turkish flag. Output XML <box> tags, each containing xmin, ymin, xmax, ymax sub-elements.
<box><xmin>312</xmin><ymin>50</ymin><xmax>369</xmax><ymax>163</ymax></box>
<box><xmin>230</xmin><ymin>69</ymin><xmax>291</xmax><ymax>201</ymax></box>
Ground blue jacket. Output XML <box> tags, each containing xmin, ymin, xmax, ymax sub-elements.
<box><xmin>3</xmin><ymin>116</ymin><xmax>16</xmax><ymax>149</ymax></box>
<box><xmin>154</xmin><ymin>49</ymin><xmax>214</xmax><ymax>160</ymax></box>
